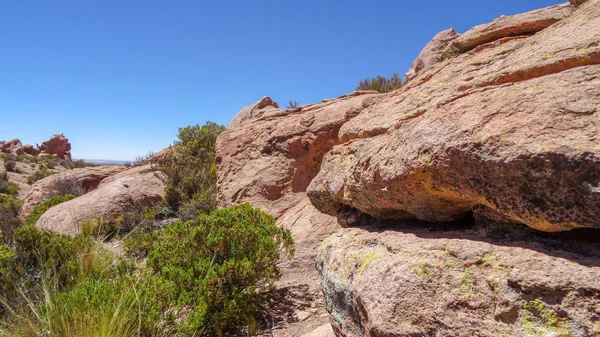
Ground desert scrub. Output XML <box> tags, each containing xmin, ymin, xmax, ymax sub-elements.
<box><xmin>0</xmin><ymin>182</ymin><xmax>18</xmax><ymax>196</ymax></box>
<box><xmin>144</xmin><ymin>204</ymin><xmax>294</xmax><ymax>335</ymax></box>
<box><xmin>356</xmin><ymin>73</ymin><xmax>403</xmax><ymax>93</ymax></box>
<box><xmin>0</xmin><ymin>195</ymin><xmax>22</xmax><ymax>245</ymax></box>
<box><xmin>26</xmin><ymin>166</ymin><xmax>55</xmax><ymax>184</ymax></box>
<box><xmin>24</xmin><ymin>194</ymin><xmax>76</xmax><ymax>226</ymax></box>
<box><xmin>285</xmin><ymin>100</ymin><xmax>299</xmax><ymax>109</ymax></box>
<box><xmin>155</xmin><ymin>121</ymin><xmax>224</xmax><ymax>217</ymax></box>
<box><xmin>50</xmin><ymin>175</ymin><xmax>86</xmax><ymax>197</ymax></box>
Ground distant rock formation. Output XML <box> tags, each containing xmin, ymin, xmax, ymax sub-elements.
<box><xmin>0</xmin><ymin>134</ymin><xmax>72</xmax><ymax>161</ymax></box>
<box><xmin>39</xmin><ymin>134</ymin><xmax>72</xmax><ymax>160</ymax></box>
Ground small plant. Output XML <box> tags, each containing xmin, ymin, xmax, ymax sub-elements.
<box><xmin>24</xmin><ymin>194</ymin><xmax>76</xmax><ymax>226</ymax></box>
<box><xmin>439</xmin><ymin>45</ymin><xmax>461</xmax><ymax>61</ymax></box>
<box><xmin>356</xmin><ymin>73</ymin><xmax>403</xmax><ymax>93</ymax></box>
<box><xmin>3</xmin><ymin>155</ymin><xmax>17</xmax><ymax>173</ymax></box>
<box><xmin>0</xmin><ymin>195</ymin><xmax>22</xmax><ymax>245</ymax></box>
<box><xmin>134</xmin><ymin>151</ymin><xmax>155</xmax><ymax>166</ymax></box>
<box><xmin>285</xmin><ymin>100</ymin><xmax>299</xmax><ymax>109</ymax></box>
<box><xmin>0</xmin><ymin>183</ymin><xmax>18</xmax><ymax>196</ymax></box>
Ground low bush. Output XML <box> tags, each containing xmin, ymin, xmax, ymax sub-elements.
<box><xmin>27</xmin><ymin>166</ymin><xmax>55</xmax><ymax>184</ymax></box>
<box><xmin>356</xmin><ymin>73</ymin><xmax>403</xmax><ymax>93</ymax></box>
<box><xmin>24</xmin><ymin>194</ymin><xmax>76</xmax><ymax>227</ymax></box>
<box><xmin>143</xmin><ymin>204</ymin><xmax>294</xmax><ymax>335</ymax></box>
<box><xmin>0</xmin><ymin>195</ymin><xmax>21</xmax><ymax>245</ymax></box>
<box><xmin>0</xmin><ymin>183</ymin><xmax>18</xmax><ymax>196</ymax></box>
<box><xmin>50</xmin><ymin>175</ymin><xmax>85</xmax><ymax>197</ymax></box>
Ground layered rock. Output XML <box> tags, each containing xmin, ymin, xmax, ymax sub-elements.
<box><xmin>308</xmin><ymin>1</ymin><xmax>600</xmax><ymax>232</ymax></box>
<box><xmin>39</xmin><ymin>134</ymin><xmax>72</xmax><ymax>161</ymax></box>
<box><xmin>35</xmin><ymin>165</ymin><xmax>164</xmax><ymax>236</ymax></box>
<box><xmin>449</xmin><ymin>3</ymin><xmax>573</xmax><ymax>53</ymax></box>
<box><xmin>217</xmin><ymin>92</ymin><xmax>381</xmax><ymax>218</ymax></box>
<box><xmin>20</xmin><ymin>165</ymin><xmax>127</xmax><ymax>218</ymax></box>
<box><xmin>317</xmin><ymin>226</ymin><xmax>600</xmax><ymax>337</ymax></box>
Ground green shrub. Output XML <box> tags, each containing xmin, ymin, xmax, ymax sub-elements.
<box><xmin>0</xmin><ymin>276</ymin><xmax>162</xmax><ymax>337</ymax></box>
<box><xmin>27</xmin><ymin>166</ymin><xmax>55</xmax><ymax>184</ymax></box>
<box><xmin>144</xmin><ymin>204</ymin><xmax>294</xmax><ymax>335</ymax></box>
<box><xmin>156</xmin><ymin>121</ymin><xmax>224</xmax><ymax>217</ymax></box>
<box><xmin>356</xmin><ymin>73</ymin><xmax>403</xmax><ymax>93</ymax></box>
<box><xmin>0</xmin><ymin>182</ymin><xmax>19</xmax><ymax>196</ymax></box>
<box><xmin>0</xmin><ymin>195</ymin><xmax>22</xmax><ymax>245</ymax></box>
<box><xmin>25</xmin><ymin>194</ymin><xmax>76</xmax><ymax>226</ymax></box>
<box><xmin>439</xmin><ymin>45</ymin><xmax>461</xmax><ymax>61</ymax></box>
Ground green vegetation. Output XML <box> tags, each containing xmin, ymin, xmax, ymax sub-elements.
<box><xmin>0</xmin><ymin>197</ymin><xmax>293</xmax><ymax>336</ymax></box>
<box><xmin>356</xmin><ymin>73</ymin><xmax>403</xmax><ymax>93</ymax></box>
<box><xmin>412</xmin><ymin>260</ymin><xmax>438</xmax><ymax>280</ymax></box>
<box><xmin>155</xmin><ymin>121</ymin><xmax>225</xmax><ymax>218</ymax></box>
<box><xmin>0</xmin><ymin>195</ymin><xmax>21</xmax><ymax>245</ymax></box>
<box><xmin>3</xmin><ymin>155</ymin><xmax>17</xmax><ymax>173</ymax></box>
<box><xmin>24</xmin><ymin>194</ymin><xmax>77</xmax><ymax>226</ymax></box>
<box><xmin>439</xmin><ymin>45</ymin><xmax>461</xmax><ymax>61</ymax></box>
<box><xmin>27</xmin><ymin>166</ymin><xmax>55</xmax><ymax>184</ymax></box>
<box><xmin>0</xmin><ymin>167</ymin><xmax>18</xmax><ymax>196</ymax></box>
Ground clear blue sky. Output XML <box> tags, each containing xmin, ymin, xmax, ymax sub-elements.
<box><xmin>1</xmin><ymin>0</ymin><xmax>562</xmax><ymax>160</ymax></box>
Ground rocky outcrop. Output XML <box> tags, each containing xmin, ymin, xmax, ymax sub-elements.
<box><xmin>404</xmin><ymin>28</ymin><xmax>459</xmax><ymax>82</ymax></box>
<box><xmin>227</xmin><ymin>96</ymin><xmax>281</xmax><ymax>128</ymax></box>
<box><xmin>39</xmin><ymin>134</ymin><xmax>72</xmax><ymax>161</ymax></box>
<box><xmin>449</xmin><ymin>3</ymin><xmax>573</xmax><ymax>53</ymax></box>
<box><xmin>216</xmin><ymin>2</ymin><xmax>600</xmax><ymax>336</ymax></box>
<box><xmin>217</xmin><ymin>92</ymin><xmax>381</xmax><ymax>219</ymax></box>
<box><xmin>308</xmin><ymin>1</ymin><xmax>600</xmax><ymax>232</ymax></box>
<box><xmin>0</xmin><ymin>139</ymin><xmax>23</xmax><ymax>155</ymax></box>
<box><xmin>20</xmin><ymin>165</ymin><xmax>127</xmax><ymax>218</ymax></box>
<box><xmin>317</xmin><ymin>226</ymin><xmax>600</xmax><ymax>337</ymax></box>
<box><xmin>35</xmin><ymin>165</ymin><xmax>164</xmax><ymax>236</ymax></box>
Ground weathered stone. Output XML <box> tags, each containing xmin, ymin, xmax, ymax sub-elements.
<box><xmin>308</xmin><ymin>0</ymin><xmax>600</xmax><ymax>232</ymax></box>
<box><xmin>217</xmin><ymin>91</ymin><xmax>381</xmax><ymax>218</ymax></box>
<box><xmin>35</xmin><ymin>165</ymin><xmax>163</xmax><ymax>236</ymax></box>
<box><xmin>317</xmin><ymin>227</ymin><xmax>600</xmax><ymax>337</ymax></box>
<box><xmin>451</xmin><ymin>3</ymin><xmax>573</xmax><ymax>53</ymax></box>
<box><xmin>39</xmin><ymin>134</ymin><xmax>72</xmax><ymax>161</ymax></box>
<box><xmin>20</xmin><ymin>165</ymin><xmax>127</xmax><ymax>218</ymax></box>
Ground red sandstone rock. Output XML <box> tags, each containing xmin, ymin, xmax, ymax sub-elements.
<box><xmin>39</xmin><ymin>134</ymin><xmax>72</xmax><ymax>161</ymax></box>
<box><xmin>308</xmin><ymin>0</ymin><xmax>600</xmax><ymax>232</ymax></box>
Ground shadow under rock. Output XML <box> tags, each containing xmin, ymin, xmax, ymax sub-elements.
<box><xmin>352</xmin><ymin>211</ymin><xmax>600</xmax><ymax>268</ymax></box>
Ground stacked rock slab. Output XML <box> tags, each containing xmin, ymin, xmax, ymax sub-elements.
<box><xmin>308</xmin><ymin>1</ymin><xmax>600</xmax><ymax>232</ymax></box>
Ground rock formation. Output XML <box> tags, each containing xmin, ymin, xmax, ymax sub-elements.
<box><xmin>35</xmin><ymin>165</ymin><xmax>165</xmax><ymax>236</ymax></box>
<box><xmin>39</xmin><ymin>134</ymin><xmax>72</xmax><ymax>161</ymax></box>
<box><xmin>20</xmin><ymin>165</ymin><xmax>127</xmax><ymax>218</ymax></box>
<box><xmin>217</xmin><ymin>1</ymin><xmax>600</xmax><ymax>336</ymax></box>
<box><xmin>0</xmin><ymin>134</ymin><xmax>72</xmax><ymax>160</ymax></box>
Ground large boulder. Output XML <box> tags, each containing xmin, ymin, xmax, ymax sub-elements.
<box><xmin>308</xmin><ymin>0</ymin><xmax>600</xmax><ymax>232</ymax></box>
<box><xmin>20</xmin><ymin>165</ymin><xmax>127</xmax><ymax>218</ymax></box>
<box><xmin>39</xmin><ymin>134</ymin><xmax>72</xmax><ymax>161</ymax></box>
<box><xmin>35</xmin><ymin>165</ymin><xmax>164</xmax><ymax>236</ymax></box>
<box><xmin>217</xmin><ymin>91</ymin><xmax>381</xmax><ymax>218</ymax></box>
<box><xmin>317</xmin><ymin>226</ymin><xmax>600</xmax><ymax>337</ymax></box>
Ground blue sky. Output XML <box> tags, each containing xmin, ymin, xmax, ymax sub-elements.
<box><xmin>1</xmin><ymin>0</ymin><xmax>562</xmax><ymax>160</ymax></box>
